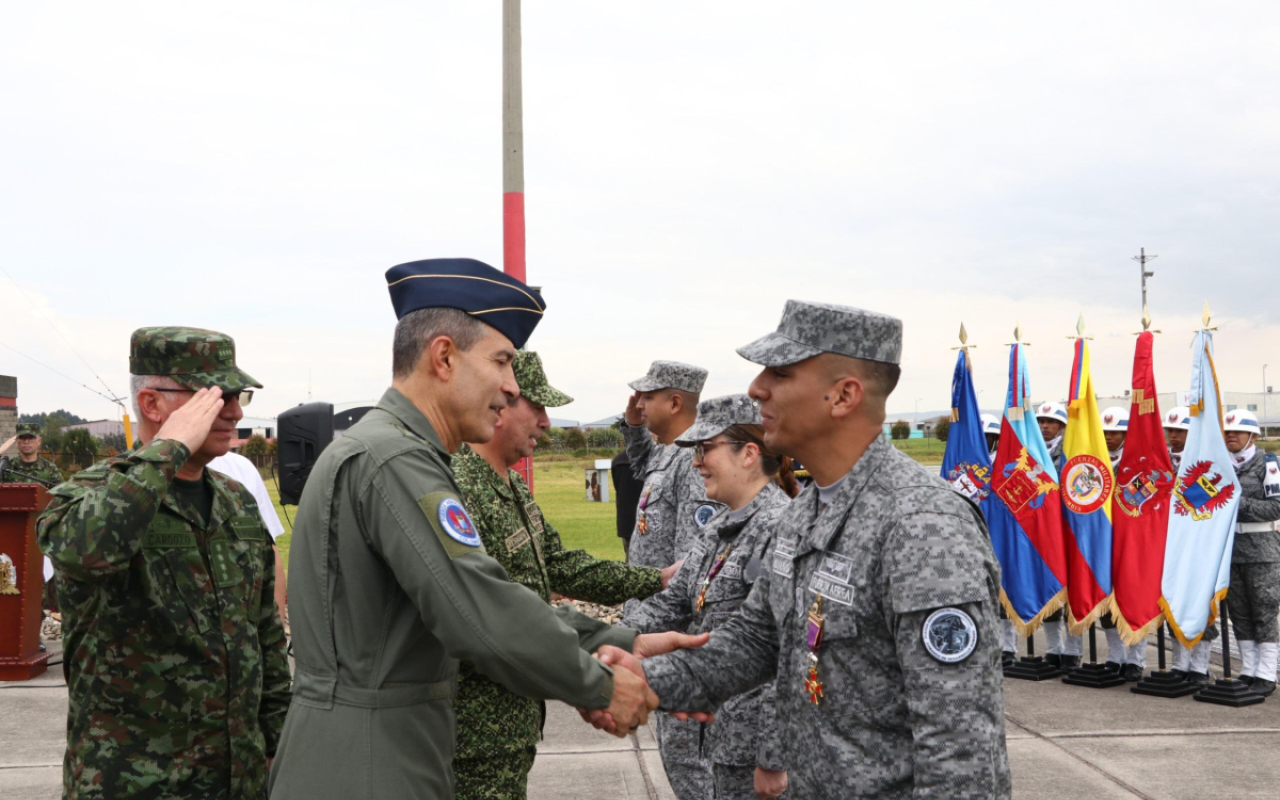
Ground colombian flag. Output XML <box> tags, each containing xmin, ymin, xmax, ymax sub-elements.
<box><xmin>988</xmin><ymin>344</ymin><xmax>1070</xmax><ymax>633</ymax></box>
<box><xmin>1060</xmin><ymin>337</ymin><xmax>1115</xmax><ymax>632</ymax></box>
<box><xmin>1160</xmin><ymin>330</ymin><xmax>1241</xmax><ymax>648</ymax></box>
<box><xmin>1111</xmin><ymin>331</ymin><xmax>1176</xmax><ymax>642</ymax></box>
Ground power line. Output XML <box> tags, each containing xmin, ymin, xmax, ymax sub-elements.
<box><xmin>1</xmin><ymin>266</ymin><xmax>123</xmax><ymax>402</ymax></box>
<box><xmin>0</xmin><ymin>339</ymin><xmax>121</xmax><ymax>406</ymax></box>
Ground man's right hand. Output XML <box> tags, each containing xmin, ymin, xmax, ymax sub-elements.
<box><xmin>601</xmin><ymin>661</ymin><xmax>659</xmax><ymax>738</ymax></box>
<box><xmin>624</xmin><ymin>391</ymin><xmax>644</xmax><ymax>426</ymax></box>
<box><xmin>155</xmin><ymin>387</ymin><xmax>225</xmax><ymax>453</ymax></box>
<box><xmin>0</xmin><ymin>435</ymin><xmax>16</xmax><ymax>454</ymax></box>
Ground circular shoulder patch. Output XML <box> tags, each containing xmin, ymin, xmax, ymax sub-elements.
<box><xmin>694</xmin><ymin>504</ymin><xmax>717</xmax><ymax>528</ymax></box>
<box><xmin>922</xmin><ymin>607</ymin><xmax>979</xmax><ymax>664</ymax></box>
<box><xmin>437</xmin><ymin>498</ymin><xmax>481</xmax><ymax>547</ymax></box>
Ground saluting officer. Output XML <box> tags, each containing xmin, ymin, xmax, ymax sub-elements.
<box><xmin>451</xmin><ymin>349</ymin><xmax>689</xmax><ymax>800</ymax></box>
<box><xmin>624</xmin><ymin>394</ymin><xmax>798</xmax><ymax>800</ymax></box>
<box><xmin>38</xmin><ymin>327</ymin><xmax>289</xmax><ymax>800</ymax></box>
<box><xmin>608</xmin><ymin>300</ymin><xmax>1011</xmax><ymax>799</ymax></box>
<box><xmin>622</xmin><ymin>361</ymin><xmax>721</xmax><ymax>571</ymax></box>
<box><xmin>0</xmin><ymin>422</ymin><xmax>63</xmax><ymax>486</ymax></box>
<box><xmin>270</xmin><ymin>260</ymin><xmax>662</xmax><ymax>800</ymax></box>
<box><xmin>1223</xmin><ymin>409</ymin><xmax>1280</xmax><ymax>696</ymax></box>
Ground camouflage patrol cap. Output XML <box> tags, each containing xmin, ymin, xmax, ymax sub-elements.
<box><xmin>513</xmin><ymin>350</ymin><xmax>573</xmax><ymax>408</ymax></box>
<box><xmin>15</xmin><ymin>422</ymin><xmax>41</xmax><ymax>438</ymax></box>
<box><xmin>627</xmin><ymin>361</ymin><xmax>708</xmax><ymax>394</ymax></box>
<box><xmin>129</xmin><ymin>327</ymin><xmax>262</xmax><ymax>391</ymax></box>
<box><xmin>738</xmin><ymin>300</ymin><xmax>902</xmax><ymax>367</ymax></box>
<box><xmin>675</xmin><ymin>394</ymin><xmax>762</xmax><ymax>446</ymax></box>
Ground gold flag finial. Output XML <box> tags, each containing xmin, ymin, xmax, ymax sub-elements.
<box><xmin>959</xmin><ymin>322</ymin><xmax>968</xmax><ymax>346</ymax></box>
<box><xmin>1076</xmin><ymin>312</ymin><xmax>1086</xmax><ymax>338</ymax></box>
<box><xmin>1142</xmin><ymin>304</ymin><xmax>1151</xmax><ymax>332</ymax></box>
<box><xmin>1202</xmin><ymin>301</ymin><xmax>1212</xmax><ymax>329</ymax></box>
<box><xmin>1007</xmin><ymin>320</ymin><xmax>1030</xmax><ymax>345</ymax></box>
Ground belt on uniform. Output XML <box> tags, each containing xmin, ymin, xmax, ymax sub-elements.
<box><xmin>1237</xmin><ymin>521</ymin><xmax>1279</xmax><ymax>533</ymax></box>
<box><xmin>292</xmin><ymin>665</ymin><xmax>454</xmax><ymax>710</ymax></box>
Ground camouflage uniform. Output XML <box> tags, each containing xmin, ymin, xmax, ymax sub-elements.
<box><xmin>1228</xmin><ymin>448</ymin><xmax>1280</xmax><ymax>644</ymax></box>
<box><xmin>623</xmin><ymin>393</ymin><xmax>789</xmax><ymax>800</ymax></box>
<box><xmin>452</xmin><ymin>349</ymin><xmax>663</xmax><ymax>800</ymax></box>
<box><xmin>623</xmin><ymin>360</ymin><xmax>721</xmax><ymax>570</ymax></box>
<box><xmin>622</xmin><ymin>360</ymin><xmax>720</xmax><ymax>799</ymax></box>
<box><xmin>642</xmin><ymin>301</ymin><xmax>1011</xmax><ymax>800</ymax></box>
<box><xmin>37</xmin><ymin>327</ymin><xmax>288</xmax><ymax>800</ymax></box>
<box><xmin>2</xmin><ymin>423</ymin><xmax>63</xmax><ymax>487</ymax></box>
<box><xmin>626</xmin><ymin>481</ymin><xmax>791</xmax><ymax>799</ymax></box>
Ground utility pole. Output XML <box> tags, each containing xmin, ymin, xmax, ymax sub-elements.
<box><xmin>1264</xmin><ymin>364</ymin><xmax>1269</xmax><ymax>440</ymax></box>
<box><xmin>503</xmin><ymin>0</ymin><xmax>526</xmax><ymax>283</ymax></box>
<box><xmin>1132</xmin><ymin>247</ymin><xmax>1157</xmax><ymax>312</ymax></box>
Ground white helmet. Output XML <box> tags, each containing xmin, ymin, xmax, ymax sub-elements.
<box><xmin>1223</xmin><ymin>409</ymin><xmax>1261</xmax><ymax>435</ymax></box>
<box><xmin>981</xmin><ymin>414</ymin><xmax>1002</xmax><ymax>436</ymax></box>
<box><xmin>1163</xmin><ymin>406</ymin><xmax>1191</xmax><ymax>431</ymax></box>
<box><xmin>1101</xmin><ymin>406</ymin><xmax>1130</xmax><ymax>432</ymax></box>
<box><xmin>1035</xmin><ymin>402</ymin><xmax>1068</xmax><ymax>425</ymax></box>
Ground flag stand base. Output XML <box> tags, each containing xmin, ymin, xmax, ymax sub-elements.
<box><xmin>1061</xmin><ymin>661</ymin><xmax>1127</xmax><ymax>688</ymax></box>
<box><xmin>1005</xmin><ymin>656</ymin><xmax>1062</xmax><ymax>681</ymax></box>
<box><xmin>1131</xmin><ymin>670</ymin><xmax>1199</xmax><ymax>698</ymax></box>
<box><xmin>1193</xmin><ymin>678</ymin><xmax>1266</xmax><ymax>707</ymax></box>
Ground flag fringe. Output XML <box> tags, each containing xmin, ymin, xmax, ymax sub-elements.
<box><xmin>1000</xmin><ymin>586</ymin><xmax>1068</xmax><ymax>638</ymax></box>
<box><xmin>1066</xmin><ymin>595</ymin><xmax>1112</xmax><ymax>636</ymax></box>
<box><xmin>950</xmin><ymin>407</ymin><xmax>960</xmax><ymax>423</ymax></box>
<box><xmin>1107</xmin><ymin>595</ymin><xmax>1165</xmax><ymax>645</ymax></box>
<box><xmin>1158</xmin><ymin>587</ymin><xmax>1229</xmax><ymax>650</ymax></box>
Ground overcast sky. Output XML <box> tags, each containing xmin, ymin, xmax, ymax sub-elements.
<box><xmin>3</xmin><ymin>3</ymin><xmax>1278</xmax><ymax>427</ymax></box>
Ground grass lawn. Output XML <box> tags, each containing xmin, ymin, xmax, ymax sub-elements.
<box><xmin>261</xmin><ymin>458</ymin><xmax>627</xmax><ymax>575</ymax></box>
<box><xmin>262</xmin><ymin>443</ymin><xmax>945</xmax><ymax>574</ymax></box>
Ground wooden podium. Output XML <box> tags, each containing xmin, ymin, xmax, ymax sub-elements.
<box><xmin>0</xmin><ymin>482</ymin><xmax>50</xmax><ymax>681</ymax></box>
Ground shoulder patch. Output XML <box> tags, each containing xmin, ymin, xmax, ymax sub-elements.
<box><xmin>694</xmin><ymin>504</ymin><xmax>717</xmax><ymax>528</ymax></box>
<box><xmin>922</xmin><ymin>607</ymin><xmax>979</xmax><ymax>664</ymax></box>
<box><xmin>418</xmin><ymin>492</ymin><xmax>486</xmax><ymax>559</ymax></box>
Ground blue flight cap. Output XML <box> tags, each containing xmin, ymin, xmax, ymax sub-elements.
<box><xmin>385</xmin><ymin>258</ymin><xmax>546</xmax><ymax>349</ymax></box>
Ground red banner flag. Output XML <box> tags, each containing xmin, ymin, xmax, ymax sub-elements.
<box><xmin>1110</xmin><ymin>332</ymin><xmax>1177</xmax><ymax>642</ymax></box>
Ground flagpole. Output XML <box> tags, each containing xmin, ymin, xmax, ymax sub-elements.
<box><xmin>1059</xmin><ymin>313</ymin><xmax>1128</xmax><ymax>689</ymax></box>
<box><xmin>998</xmin><ymin>322</ymin><xmax>1067</xmax><ymax>682</ymax></box>
<box><xmin>1121</xmin><ymin>306</ymin><xmax>1199</xmax><ymax>698</ymax></box>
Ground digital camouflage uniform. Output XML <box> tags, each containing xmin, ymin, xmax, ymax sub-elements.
<box><xmin>452</xmin><ymin>351</ymin><xmax>663</xmax><ymax>800</ymax></box>
<box><xmin>1228</xmin><ymin>448</ymin><xmax>1280</xmax><ymax>645</ymax></box>
<box><xmin>37</xmin><ymin>327</ymin><xmax>289</xmax><ymax>800</ymax></box>
<box><xmin>626</xmin><ymin>479</ymin><xmax>791</xmax><ymax>799</ymax></box>
<box><xmin>622</xmin><ymin>360</ymin><xmax>720</xmax><ymax>799</ymax></box>
<box><xmin>643</xmin><ymin>301</ymin><xmax>1011</xmax><ymax>800</ymax></box>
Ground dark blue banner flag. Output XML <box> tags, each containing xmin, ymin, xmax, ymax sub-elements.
<box><xmin>941</xmin><ymin>349</ymin><xmax>993</xmax><ymax>511</ymax></box>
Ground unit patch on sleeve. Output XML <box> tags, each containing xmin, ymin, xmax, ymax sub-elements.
<box><xmin>695</xmin><ymin>504</ymin><xmax>718</xmax><ymax>528</ymax></box>
<box><xmin>419</xmin><ymin>492</ymin><xmax>486</xmax><ymax>559</ymax></box>
<box><xmin>921</xmin><ymin>607</ymin><xmax>979</xmax><ymax>664</ymax></box>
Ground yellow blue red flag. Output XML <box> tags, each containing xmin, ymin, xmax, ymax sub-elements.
<box><xmin>1059</xmin><ymin>337</ymin><xmax>1115</xmax><ymax>632</ymax></box>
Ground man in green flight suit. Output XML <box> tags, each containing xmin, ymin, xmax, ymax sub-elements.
<box><xmin>38</xmin><ymin>327</ymin><xmax>290</xmax><ymax>800</ymax></box>
<box><xmin>270</xmin><ymin>259</ymin><xmax>704</xmax><ymax>800</ymax></box>
<box><xmin>453</xmin><ymin>349</ymin><xmax>687</xmax><ymax>800</ymax></box>
<box><xmin>0</xmin><ymin>422</ymin><xmax>64</xmax><ymax>486</ymax></box>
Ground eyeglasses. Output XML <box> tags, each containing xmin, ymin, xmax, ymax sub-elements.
<box><xmin>152</xmin><ymin>387</ymin><xmax>254</xmax><ymax>407</ymax></box>
<box><xmin>693</xmin><ymin>440</ymin><xmax>741</xmax><ymax>460</ymax></box>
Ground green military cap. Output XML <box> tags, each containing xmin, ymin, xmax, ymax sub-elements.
<box><xmin>15</xmin><ymin>422</ymin><xmax>41</xmax><ymax>437</ymax></box>
<box><xmin>513</xmin><ymin>350</ymin><xmax>572</xmax><ymax>408</ymax></box>
<box><xmin>129</xmin><ymin>327</ymin><xmax>262</xmax><ymax>392</ymax></box>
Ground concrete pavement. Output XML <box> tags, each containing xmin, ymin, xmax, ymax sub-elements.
<box><xmin>5</xmin><ymin>633</ymin><xmax>1280</xmax><ymax>799</ymax></box>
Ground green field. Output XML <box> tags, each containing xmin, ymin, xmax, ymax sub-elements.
<box><xmin>265</xmin><ymin>443</ymin><xmax>947</xmax><ymax>572</ymax></box>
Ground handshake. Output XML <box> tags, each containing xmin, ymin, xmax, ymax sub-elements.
<box><xmin>581</xmin><ymin>630</ymin><xmax>716</xmax><ymax>737</ymax></box>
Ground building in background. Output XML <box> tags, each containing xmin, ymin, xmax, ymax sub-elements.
<box><xmin>0</xmin><ymin>376</ymin><xmax>16</xmax><ymax>441</ymax></box>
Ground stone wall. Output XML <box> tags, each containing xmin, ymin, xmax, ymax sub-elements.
<box><xmin>0</xmin><ymin>375</ymin><xmax>16</xmax><ymax>442</ymax></box>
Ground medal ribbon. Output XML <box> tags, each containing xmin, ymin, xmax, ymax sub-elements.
<box><xmin>805</xmin><ymin>594</ymin><xmax>825</xmax><ymax>704</ymax></box>
<box><xmin>695</xmin><ymin>543</ymin><xmax>734</xmax><ymax>611</ymax></box>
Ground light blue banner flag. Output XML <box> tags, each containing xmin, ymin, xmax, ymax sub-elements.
<box><xmin>1160</xmin><ymin>330</ymin><xmax>1241</xmax><ymax>648</ymax></box>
